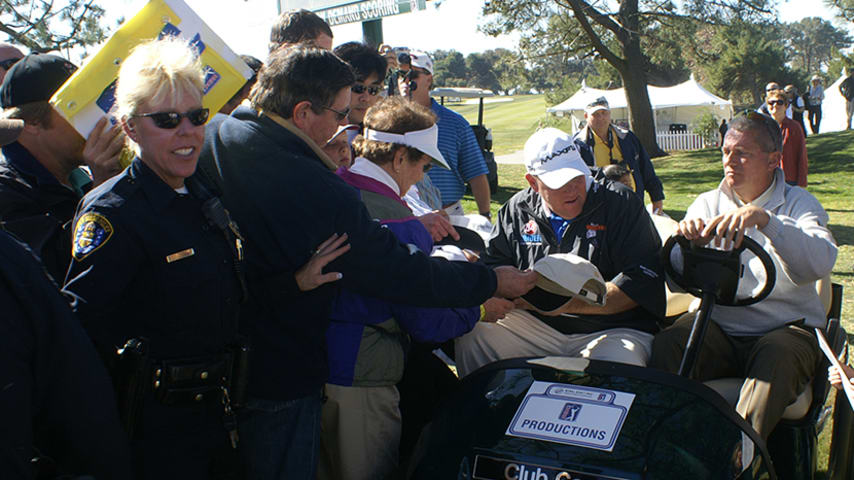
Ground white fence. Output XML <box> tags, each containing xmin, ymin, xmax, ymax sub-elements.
<box><xmin>656</xmin><ymin>131</ymin><xmax>713</xmax><ymax>151</ymax></box>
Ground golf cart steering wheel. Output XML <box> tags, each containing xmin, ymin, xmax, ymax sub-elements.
<box><xmin>662</xmin><ymin>234</ymin><xmax>776</xmax><ymax>307</ymax></box>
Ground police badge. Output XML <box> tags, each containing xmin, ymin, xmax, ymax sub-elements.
<box><xmin>72</xmin><ymin>212</ymin><xmax>113</xmax><ymax>260</ymax></box>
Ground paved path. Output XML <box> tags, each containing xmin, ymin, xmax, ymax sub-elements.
<box><xmin>495</xmin><ymin>150</ymin><xmax>524</xmax><ymax>164</ymax></box>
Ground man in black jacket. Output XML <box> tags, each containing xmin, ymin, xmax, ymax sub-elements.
<box><xmin>0</xmin><ymin>230</ymin><xmax>130</xmax><ymax>479</ymax></box>
<box><xmin>198</xmin><ymin>45</ymin><xmax>535</xmax><ymax>479</ymax></box>
<box><xmin>456</xmin><ymin>128</ymin><xmax>665</xmax><ymax>377</ymax></box>
<box><xmin>0</xmin><ymin>54</ymin><xmax>124</xmax><ymax>282</ymax></box>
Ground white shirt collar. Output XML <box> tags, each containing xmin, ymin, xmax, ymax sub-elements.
<box><xmin>349</xmin><ymin>157</ymin><xmax>401</xmax><ymax>196</ymax></box>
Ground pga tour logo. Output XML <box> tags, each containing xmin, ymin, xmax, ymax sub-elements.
<box><xmin>558</xmin><ymin>402</ymin><xmax>582</xmax><ymax>422</ymax></box>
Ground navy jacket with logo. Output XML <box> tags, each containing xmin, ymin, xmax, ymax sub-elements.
<box><xmin>484</xmin><ymin>179</ymin><xmax>664</xmax><ymax>334</ymax></box>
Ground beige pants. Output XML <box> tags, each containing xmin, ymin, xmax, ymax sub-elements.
<box><xmin>454</xmin><ymin>309</ymin><xmax>654</xmax><ymax>377</ymax></box>
<box><xmin>650</xmin><ymin>312</ymin><xmax>818</xmax><ymax>439</ymax></box>
<box><xmin>318</xmin><ymin>384</ymin><xmax>401</xmax><ymax>480</ymax></box>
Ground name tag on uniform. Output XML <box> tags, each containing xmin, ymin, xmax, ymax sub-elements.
<box><xmin>166</xmin><ymin>248</ymin><xmax>195</xmax><ymax>263</ymax></box>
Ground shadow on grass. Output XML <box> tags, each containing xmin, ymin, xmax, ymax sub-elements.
<box><xmin>830</xmin><ymin>224</ymin><xmax>854</xmax><ymax>246</ymax></box>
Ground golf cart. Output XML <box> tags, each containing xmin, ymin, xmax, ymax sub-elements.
<box><xmin>407</xmin><ymin>232</ymin><xmax>849</xmax><ymax>479</ymax></box>
<box><xmin>430</xmin><ymin>88</ymin><xmax>499</xmax><ymax>192</ymax></box>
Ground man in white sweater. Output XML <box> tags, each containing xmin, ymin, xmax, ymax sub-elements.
<box><xmin>650</xmin><ymin>113</ymin><xmax>837</xmax><ymax>439</ymax></box>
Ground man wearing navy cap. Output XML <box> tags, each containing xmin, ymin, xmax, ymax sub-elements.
<box><xmin>0</xmin><ymin>53</ymin><xmax>124</xmax><ymax>282</ymax></box>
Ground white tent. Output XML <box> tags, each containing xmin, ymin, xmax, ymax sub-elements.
<box><xmin>548</xmin><ymin>75</ymin><xmax>734</xmax><ymax>133</ymax></box>
<box><xmin>817</xmin><ymin>74</ymin><xmax>848</xmax><ymax>134</ymax></box>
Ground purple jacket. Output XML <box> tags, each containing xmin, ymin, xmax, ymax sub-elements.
<box><xmin>327</xmin><ymin>167</ymin><xmax>479</xmax><ymax>387</ymax></box>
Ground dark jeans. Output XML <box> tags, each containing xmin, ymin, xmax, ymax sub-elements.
<box><xmin>808</xmin><ymin>105</ymin><xmax>822</xmax><ymax>134</ymax></box>
<box><xmin>238</xmin><ymin>390</ymin><xmax>323</xmax><ymax>480</ymax></box>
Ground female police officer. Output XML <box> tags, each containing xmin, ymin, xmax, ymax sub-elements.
<box><xmin>62</xmin><ymin>38</ymin><xmax>348</xmax><ymax>479</ymax></box>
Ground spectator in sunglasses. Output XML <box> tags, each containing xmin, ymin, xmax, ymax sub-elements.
<box><xmin>0</xmin><ymin>52</ymin><xmax>124</xmax><ymax>282</ymax></box>
<box><xmin>333</xmin><ymin>42</ymin><xmax>387</xmax><ymax>126</ymax></box>
<box><xmin>64</xmin><ymin>37</ymin><xmax>253</xmax><ymax>479</ymax></box>
<box><xmin>198</xmin><ymin>45</ymin><xmax>535</xmax><ymax>478</ymax></box>
<box><xmin>0</xmin><ymin>43</ymin><xmax>24</xmax><ymax>83</ymax></box>
<box><xmin>766</xmin><ymin>89</ymin><xmax>808</xmax><ymax>187</ymax></box>
<box><xmin>398</xmin><ymin>50</ymin><xmax>493</xmax><ymax>219</ymax></box>
<box><xmin>321</xmin><ymin>96</ymin><xmax>476</xmax><ymax>480</ymax></box>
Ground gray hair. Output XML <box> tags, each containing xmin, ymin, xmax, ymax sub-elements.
<box><xmin>250</xmin><ymin>45</ymin><xmax>354</xmax><ymax>119</ymax></box>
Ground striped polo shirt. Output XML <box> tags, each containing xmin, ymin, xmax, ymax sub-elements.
<box><xmin>426</xmin><ymin>98</ymin><xmax>488</xmax><ymax>206</ymax></box>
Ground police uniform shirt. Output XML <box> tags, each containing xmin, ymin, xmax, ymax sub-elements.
<box><xmin>63</xmin><ymin>158</ymin><xmax>241</xmax><ymax>359</ymax></box>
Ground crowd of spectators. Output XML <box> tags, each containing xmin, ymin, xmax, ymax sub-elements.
<box><xmin>0</xmin><ymin>7</ymin><xmax>843</xmax><ymax>480</ymax></box>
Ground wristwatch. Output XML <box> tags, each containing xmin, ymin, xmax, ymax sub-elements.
<box><xmin>480</xmin><ymin>211</ymin><xmax>492</xmax><ymax>220</ymax></box>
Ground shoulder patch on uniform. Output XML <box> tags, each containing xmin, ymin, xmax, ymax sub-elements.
<box><xmin>72</xmin><ymin>212</ymin><xmax>113</xmax><ymax>260</ymax></box>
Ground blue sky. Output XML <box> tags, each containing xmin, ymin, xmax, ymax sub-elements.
<box><xmin>113</xmin><ymin>0</ymin><xmax>842</xmax><ymax>62</ymax></box>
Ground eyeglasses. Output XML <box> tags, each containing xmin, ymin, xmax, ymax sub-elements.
<box><xmin>744</xmin><ymin>111</ymin><xmax>783</xmax><ymax>152</ymax></box>
<box><xmin>0</xmin><ymin>57</ymin><xmax>20</xmax><ymax>70</ymax></box>
<box><xmin>323</xmin><ymin>105</ymin><xmax>350</xmax><ymax>122</ymax></box>
<box><xmin>766</xmin><ymin>99</ymin><xmax>787</xmax><ymax>107</ymax></box>
<box><xmin>134</xmin><ymin>108</ymin><xmax>210</xmax><ymax>129</ymax></box>
<box><xmin>400</xmin><ymin>69</ymin><xmax>421</xmax><ymax>81</ymax></box>
<box><xmin>351</xmin><ymin>84</ymin><xmax>381</xmax><ymax>96</ymax></box>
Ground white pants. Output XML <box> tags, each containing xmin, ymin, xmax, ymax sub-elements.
<box><xmin>443</xmin><ymin>200</ymin><xmax>464</xmax><ymax>216</ymax></box>
<box><xmin>455</xmin><ymin>309</ymin><xmax>654</xmax><ymax>377</ymax></box>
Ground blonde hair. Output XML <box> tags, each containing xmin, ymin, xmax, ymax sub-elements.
<box><xmin>116</xmin><ymin>37</ymin><xmax>204</xmax><ymax>119</ymax></box>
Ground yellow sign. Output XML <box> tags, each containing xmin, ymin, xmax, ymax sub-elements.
<box><xmin>51</xmin><ymin>0</ymin><xmax>251</xmax><ymax>139</ymax></box>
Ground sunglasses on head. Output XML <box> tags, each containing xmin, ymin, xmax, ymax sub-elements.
<box><xmin>351</xmin><ymin>84</ymin><xmax>381</xmax><ymax>96</ymax></box>
<box><xmin>134</xmin><ymin>108</ymin><xmax>210</xmax><ymax>129</ymax></box>
<box><xmin>767</xmin><ymin>99</ymin><xmax>787</xmax><ymax>107</ymax></box>
<box><xmin>0</xmin><ymin>57</ymin><xmax>19</xmax><ymax>70</ymax></box>
<box><xmin>323</xmin><ymin>105</ymin><xmax>350</xmax><ymax>122</ymax></box>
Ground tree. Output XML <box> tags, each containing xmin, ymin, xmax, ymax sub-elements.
<box><xmin>432</xmin><ymin>49</ymin><xmax>468</xmax><ymax>87</ymax></box>
<box><xmin>466</xmin><ymin>52</ymin><xmax>501</xmax><ymax>92</ymax></box>
<box><xmin>783</xmin><ymin>17</ymin><xmax>852</xmax><ymax>74</ymax></box>
<box><xmin>0</xmin><ymin>0</ymin><xmax>111</xmax><ymax>55</ymax></box>
<box><xmin>692</xmin><ymin>20</ymin><xmax>793</xmax><ymax>105</ymax></box>
<box><xmin>827</xmin><ymin>0</ymin><xmax>854</xmax><ymax>22</ymax></box>
<box><xmin>481</xmin><ymin>0</ymin><xmax>774</xmax><ymax>157</ymax></box>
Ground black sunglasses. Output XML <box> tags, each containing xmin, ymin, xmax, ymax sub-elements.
<box><xmin>351</xmin><ymin>84</ymin><xmax>381</xmax><ymax>96</ymax></box>
<box><xmin>399</xmin><ymin>69</ymin><xmax>422</xmax><ymax>81</ymax></box>
<box><xmin>744</xmin><ymin>111</ymin><xmax>783</xmax><ymax>151</ymax></box>
<box><xmin>766</xmin><ymin>99</ymin><xmax>787</xmax><ymax>107</ymax></box>
<box><xmin>0</xmin><ymin>57</ymin><xmax>19</xmax><ymax>70</ymax></box>
<box><xmin>422</xmin><ymin>162</ymin><xmax>433</xmax><ymax>173</ymax></box>
<box><xmin>134</xmin><ymin>108</ymin><xmax>210</xmax><ymax>129</ymax></box>
<box><xmin>323</xmin><ymin>105</ymin><xmax>350</xmax><ymax>122</ymax></box>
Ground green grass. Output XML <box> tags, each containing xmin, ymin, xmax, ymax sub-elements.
<box><xmin>441</xmin><ymin>94</ymin><xmax>550</xmax><ymax>156</ymax></box>
<box><xmin>461</xmin><ymin>120</ymin><xmax>854</xmax><ymax>477</ymax></box>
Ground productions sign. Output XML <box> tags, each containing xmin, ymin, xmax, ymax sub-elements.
<box><xmin>280</xmin><ymin>0</ymin><xmax>426</xmax><ymax>26</ymax></box>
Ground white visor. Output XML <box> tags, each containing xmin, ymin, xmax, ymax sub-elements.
<box><xmin>364</xmin><ymin>124</ymin><xmax>449</xmax><ymax>169</ymax></box>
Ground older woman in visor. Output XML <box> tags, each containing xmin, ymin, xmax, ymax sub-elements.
<box><xmin>318</xmin><ymin>97</ymin><xmax>481</xmax><ymax>480</ymax></box>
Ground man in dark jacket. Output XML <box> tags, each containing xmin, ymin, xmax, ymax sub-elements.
<box><xmin>456</xmin><ymin>128</ymin><xmax>665</xmax><ymax>376</ymax></box>
<box><xmin>0</xmin><ymin>230</ymin><xmax>130</xmax><ymax>479</ymax></box>
<box><xmin>0</xmin><ymin>53</ymin><xmax>123</xmax><ymax>282</ymax></box>
<box><xmin>573</xmin><ymin>97</ymin><xmax>665</xmax><ymax>213</ymax></box>
<box><xmin>197</xmin><ymin>46</ymin><xmax>536</xmax><ymax>479</ymax></box>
